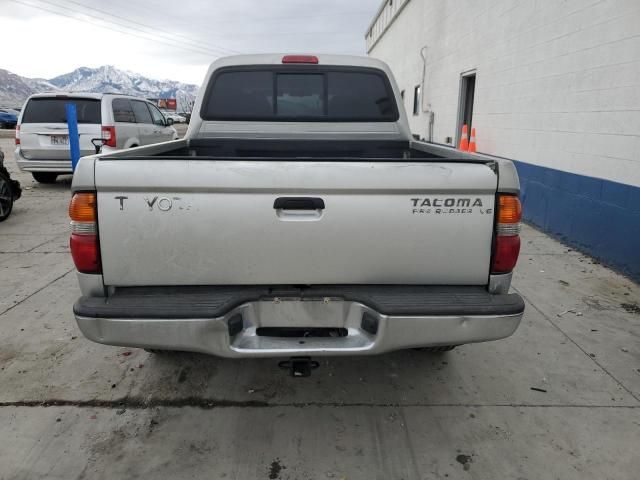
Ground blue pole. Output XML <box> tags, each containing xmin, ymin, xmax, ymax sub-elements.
<box><xmin>65</xmin><ymin>103</ymin><xmax>80</xmax><ymax>172</ymax></box>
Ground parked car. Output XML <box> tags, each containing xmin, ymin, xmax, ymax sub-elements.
<box><xmin>15</xmin><ymin>93</ymin><xmax>178</xmax><ymax>184</ymax></box>
<box><xmin>70</xmin><ymin>54</ymin><xmax>524</xmax><ymax>373</ymax></box>
<box><xmin>160</xmin><ymin>110</ymin><xmax>187</xmax><ymax>123</ymax></box>
<box><xmin>0</xmin><ymin>147</ymin><xmax>22</xmax><ymax>221</ymax></box>
<box><xmin>0</xmin><ymin>109</ymin><xmax>18</xmax><ymax>129</ymax></box>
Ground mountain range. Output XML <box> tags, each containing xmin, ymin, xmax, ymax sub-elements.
<box><xmin>0</xmin><ymin>65</ymin><xmax>198</xmax><ymax>111</ymax></box>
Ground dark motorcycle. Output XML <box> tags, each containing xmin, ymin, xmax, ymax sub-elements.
<box><xmin>0</xmin><ymin>147</ymin><xmax>22</xmax><ymax>222</ymax></box>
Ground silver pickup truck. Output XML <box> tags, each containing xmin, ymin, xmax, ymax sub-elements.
<box><xmin>70</xmin><ymin>54</ymin><xmax>524</xmax><ymax>367</ymax></box>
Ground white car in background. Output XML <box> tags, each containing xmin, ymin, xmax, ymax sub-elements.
<box><xmin>15</xmin><ymin>93</ymin><xmax>178</xmax><ymax>183</ymax></box>
<box><xmin>160</xmin><ymin>110</ymin><xmax>187</xmax><ymax>123</ymax></box>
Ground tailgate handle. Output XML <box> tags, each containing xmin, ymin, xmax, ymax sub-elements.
<box><xmin>274</xmin><ymin>197</ymin><xmax>325</xmax><ymax>210</ymax></box>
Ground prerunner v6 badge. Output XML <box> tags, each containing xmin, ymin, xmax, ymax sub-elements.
<box><xmin>411</xmin><ymin>197</ymin><xmax>493</xmax><ymax>215</ymax></box>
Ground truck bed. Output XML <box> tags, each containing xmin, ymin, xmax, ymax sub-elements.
<box><xmin>100</xmin><ymin>138</ymin><xmax>475</xmax><ymax>162</ymax></box>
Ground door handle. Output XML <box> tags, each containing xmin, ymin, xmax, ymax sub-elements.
<box><xmin>273</xmin><ymin>197</ymin><xmax>325</xmax><ymax>210</ymax></box>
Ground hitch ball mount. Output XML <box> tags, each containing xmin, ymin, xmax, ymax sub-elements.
<box><xmin>278</xmin><ymin>357</ymin><xmax>319</xmax><ymax>377</ymax></box>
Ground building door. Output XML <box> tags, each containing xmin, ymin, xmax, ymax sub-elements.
<box><xmin>455</xmin><ymin>71</ymin><xmax>476</xmax><ymax>146</ymax></box>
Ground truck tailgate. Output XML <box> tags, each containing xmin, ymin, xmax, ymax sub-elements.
<box><xmin>95</xmin><ymin>159</ymin><xmax>497</xmax><ymax>286</ymax></box>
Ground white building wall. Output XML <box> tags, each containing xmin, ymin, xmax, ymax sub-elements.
<box><xmin>367</xmin><ymin>0</ymin><xmax>640</xmax><ymax>187</ymax></box>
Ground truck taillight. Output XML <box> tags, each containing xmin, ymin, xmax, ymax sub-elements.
<box><xmin>101</xmin><ymin>125</ymin><xmax>116</xmax><ymax>148</ymax></box>
<box><xmin>15</xmin><ymin>125</ymin><xmax>20</xmax><ymax>145</ymax></box>
<box><xmin>491</xmin><ymin>194</ymin><xmax>522</xmax><ymax>274</ymax></box>
<box><xmin>69</xmin><ymin>192</ymin><xmax>101</xmax><ymax>274</ymax></box>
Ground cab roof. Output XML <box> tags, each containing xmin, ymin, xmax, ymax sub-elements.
<box><xmin>207</xmin><ymin>54</ymin><xmax>391</xmax><ymax>71</ymax></box>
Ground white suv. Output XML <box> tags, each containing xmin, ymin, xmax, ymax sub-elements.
<box><xmin>15</xmin><ymin>93</ymin><xmax>178</xmax><ymax>183</ymax></box>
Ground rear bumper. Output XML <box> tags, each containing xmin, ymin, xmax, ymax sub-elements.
<box><xmin>74</xmin><ymin>286</ymin><xmax>525</xmax><ymax>358</ymax></box>
<box><xmin>75</xmin><ymin>310</ymin><xmax>523</xmax><ymax>358</ymax></box>
<box><xmin>15</xmin><ymin>148</ymin><xmax>73</xmax><ymax>173</ymax></box>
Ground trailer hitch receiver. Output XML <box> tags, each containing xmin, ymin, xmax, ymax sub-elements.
<box><xmin>278</xmin><ymin>357</ymin><xmax>319</xmax><ymax>377</ymax></box>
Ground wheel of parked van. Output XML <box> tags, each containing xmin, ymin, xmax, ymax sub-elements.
<box><xmin>0</xmin><ymin>122</ymin><xmax>6</xmax><ymax>129</ymax></box>
<box><xmin>0</xmin><ymin>172</ymin><xmax>14</xmax><ymax>222</ymax></box>
<box><xmin>32</xmin><ymin>172</ymin><xmax>58</xmax><ymax>184</ymax></box>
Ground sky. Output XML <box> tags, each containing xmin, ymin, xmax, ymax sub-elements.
<box><xmin>0</xmin><ymin>0</ymin><xmax>381</xmax><ymax>85</ymax></box>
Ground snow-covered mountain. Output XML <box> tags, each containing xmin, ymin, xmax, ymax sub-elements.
<box><xmin>0</xmin><ymin>66</ymin><xmax>198</xmax><ymax>111</ymax></box>
<box><xmin>0</xmin><ymin>69</ymin><xmax>52</xmax><ymax>106</ymax></box>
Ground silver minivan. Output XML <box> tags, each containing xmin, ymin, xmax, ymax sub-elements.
<box><xmin>15</xmin><ymin>93</ymin><xmax>178</xmax><ymax>183</ymax></box>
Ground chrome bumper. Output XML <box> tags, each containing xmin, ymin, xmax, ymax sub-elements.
<box><xmin>75</xmin><ymin>299</ymin><xmax>523</xmax><ymax>358</ymax></box>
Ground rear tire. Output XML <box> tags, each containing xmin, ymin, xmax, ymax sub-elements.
<box><xmin>413</xmin><ymin>345</ymin><xmax>457</xmax><ymax>353</ymax></box>
<box><xmin>32</xmin><ymin>172</ymin><xmax>58</xmax><ymax>184</ymax></box>
<box><xmin>144</xmin><ymin>348</ymin><xmax>180</xmax><ymax>354</ymax></box>
<box><xmin>0</xmin><ymin>172</ymin><xmax>14</xmax><ymax>222</ymax></box>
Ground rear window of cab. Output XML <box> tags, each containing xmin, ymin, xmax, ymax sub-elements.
<box><xmin>203</xmin><ymin>66</ymin><xmax>399</xmax><ymax>122</ymax></box>
<box><xmin>21</xmin><ymin>98</ymin><xmax>101</xmax><ymax>124</ymax></box>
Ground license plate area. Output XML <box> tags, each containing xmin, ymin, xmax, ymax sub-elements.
<box><xmin>229</xmin><ymin>299</ymin><xmax>377</xmax><ymax>353</ymax></box>
<box><xmin>255</xmin><ymin>297</ymin><xmax>348</xmax><ymax>328</ymax></box>
<box><xmin>50</xmin><ymin>135</ymin><xmax>69</xmax><ymax>146</ymax></box>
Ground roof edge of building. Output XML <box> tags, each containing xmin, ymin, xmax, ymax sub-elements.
<box><xmin>364</xmin><ymin>0</ymin><xmax>392</xmax><ymax>35</ymax></box>
<box><xmin>364</xmin><ymin>0</ymin><xmax>412</xmax><ymax>53</ymax></box>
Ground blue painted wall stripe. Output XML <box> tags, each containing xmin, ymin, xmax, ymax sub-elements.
<box><xmin>513</xmin><ymin>160</ymin><xmax>640</xmax><ymax>282</ymax></box>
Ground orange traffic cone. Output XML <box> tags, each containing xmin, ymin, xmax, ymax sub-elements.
<box><xmin>459</xmin><ymin>124</ymin><xmax>469</xmax><ymax>151</ymax></box>
<box><xmin>468</xmin><ymin>127</ymin><xmax>477</xmax><ymax>153</ymax></box>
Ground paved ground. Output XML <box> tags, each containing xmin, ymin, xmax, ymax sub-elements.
<box><xmin>0</xmin><ymin>134</ymin><xmax>639</xmax><ymax>480</ymax></box>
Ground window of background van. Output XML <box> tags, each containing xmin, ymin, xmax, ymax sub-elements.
<box><xmin>112</xmin><ymin>98</ymin><xmax>135</xmax><ymax>123</ymax></box>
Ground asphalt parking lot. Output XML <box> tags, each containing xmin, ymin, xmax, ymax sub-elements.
<box><xmin>0</xmin><ymin>130</ymin><xmax>638</xmax><ymax>480</ymax></box>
